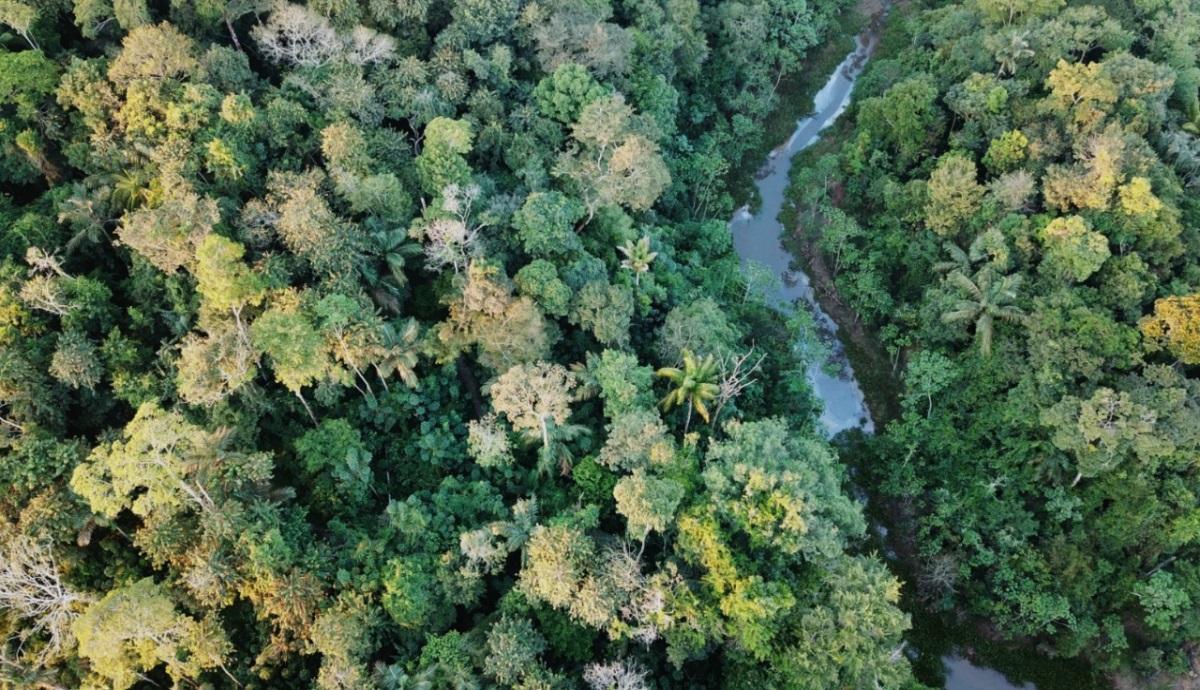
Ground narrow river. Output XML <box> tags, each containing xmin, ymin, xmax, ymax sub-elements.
<box><xmin>728</xmin><ymin>32</ymin><xmax>1041</xmax><ymax>690</ymax></box>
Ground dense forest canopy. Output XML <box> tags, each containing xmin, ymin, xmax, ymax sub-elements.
<box><xmin>4</xmin><ymin>0</ymin><xmax>1200</xmax><ymax>685</ymax></box>
<box><xmin>789</xmin><ymin>0</ymin><xmax>1200</xmax><ymax>682</ymax></box>
<box><xmin>0</xmin><ymin>0</ymin><xmax>931</xmax><ymax>688</ymax></box>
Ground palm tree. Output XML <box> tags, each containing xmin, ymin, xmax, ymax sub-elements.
<box><xmin>372</xmin><ymin>319</ymin><xmax>421</xmax><ymax>390</ymax></box>
<box><xmin>617</xmin><ymin>236</ymin><xmax>657</xmax><ymax>287</ymax></box>
<box><xmin>656</xmin><ymin>349</ymin><xmax>720</xmax><ymax>432</ymax></box>
<box><xmin>932</xmin><ymin>241</ymin><xmax>972</xmax><ymax>275</ymax></box>
<box><xmin>933</xmin><ymin>232</ymin><xmax>1003</xmax><ymax>275</ymax></box>
<box><xmin>941</xmin><ymin>268</ymin><xmax>1027</xmax><ymax>357</ymax></box>
<box><xmin>57</xmin><ymin>186</ymin><xmax>111</xmax><ymax>254</ymax></box>
<box><xmin>537</xmin><ymin>416</ymin><xmax>592</xmax><ymax>477</ymax></box>
<box><xmin>995</xmin><ymin>30</ymin><xmax>1034</xmax><ymax>76</ymax></box>
<box><xmin>359</xmin><ymin>225</ymin><xmax>421</xmax><ymax>314</ymax></box>
<box><xmin>110</xmin><ymin>170</ymin><xmax>151</xmax><ymax>211</ymax></box>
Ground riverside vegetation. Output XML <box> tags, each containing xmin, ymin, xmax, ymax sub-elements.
<box><xmin>787</xmin><ymin>0</ymin><xmax>1200</xmax><ymax>684</ymax></box>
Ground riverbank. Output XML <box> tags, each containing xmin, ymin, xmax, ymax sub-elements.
<box><xmin>783</xmin><ymin>221</ymin><xmax>902</xmax><ymax>425</ymax></box>
<box><xmin>774</xmin><ymin>0</ymin><xmax>903</xmax><ymax>429</ymax></box>
<box><xmin>724</xmin><ymin>4</ymin><xmax>869</xmax><ymax>211</ymax></box>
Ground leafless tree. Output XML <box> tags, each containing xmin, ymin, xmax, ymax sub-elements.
<box><xmin>917</xmin><ymin>553</ymin><xmax>959</xmax><ymax>604</ymax></box>
<box><xmin>253</xmin><ymin>3</ymin><xmax>395</xmax><ymax>68</ymax></box>
<box><xmin>252</xmin><ymin>3</ymin><xmax>340</xmax><ymax>67</ymax></box>
<box><xmin>343</xmin><ymin>26</ymin><xmax>395</xmax><ymax>66</ymax></box>
<box><xmin>583</xmin><ymin>659</ymin><xmax>650</xmax><ymax>690</ymax></box>
<box><xmin>0</xmin><ymin>536</ymin><xmax>92</xmax><ymax>665</ymax></box>
<box><xmin>423</xmin><ymin>184</ymin><xmax>484</xmax><ymax>275</ymax></box>
<box><xmin>713</xmin><ymin>348</ymin><xmax>766</xmax><ymax>424</ymax></box>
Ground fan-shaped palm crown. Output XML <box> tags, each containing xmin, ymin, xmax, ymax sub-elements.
<box><xmin>941</xmin><ymin>268</ymin><xmax>1027</xmax><ymax>357</ymax></box>
<box><xmin>656</xmin><ymin>349</ymin><xmax>720</xmax><ymax>427</ymax></box>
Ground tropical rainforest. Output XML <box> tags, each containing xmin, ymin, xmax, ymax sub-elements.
<box><xmin>0</xmin><ymin>0</ymin><xmax>1196</xmax><ymax>685</ymax></box>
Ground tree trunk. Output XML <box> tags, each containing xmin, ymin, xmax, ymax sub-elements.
<box><xmin>456</xmin><ymin>357</ymin><xmax>486</xmax><ymax>418</ymax></box>
<box><xmin>296</xmin><ymin>391</ymin><xmax>317</xmax><ymax>425</ymax></box>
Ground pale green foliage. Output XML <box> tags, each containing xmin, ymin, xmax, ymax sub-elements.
<box><xmin>512</xmin><ymin>191</ymin><xmax>584</xmax><ymax>257</ymax></box>
<box><xmin>571</xmin><ymin>281</ymin><xmax>633</xmax><ymax>346</ymax></box>
<box><xmin>435</xmin><ymin>261</ymin><xmax>554</xmax><ymax>371</ymax></box>
<box><xmin>599</xmin><ymin>408</ymin><xmax>673</xmax><ymax>472</ymax></box>
<box><xmin>1038</xmin><ymin>215</ymin><xmax>1110</xmax><ymax>283</ymax></box>
<box><xmin>176</xmin><ymin>325</ymin><xmax>259</xmax><ymax>405</ymax></box>
<box><xmin>490</xmin><ymin>361</ymin><xmax>577</xmax><ymax>446</ymax></box>
<box><xmin>72</xmin><ymin>0</ymin><xmax>111</xmax><ymax>39</ymax></box>
<box><xmin>108</xmin><ymin>23</ymin><xmax>200</xmax><ymax>86</ymax></box>
<box><xmin>251</xmin><ymin>296</ymin><xmax>335</xmax><ymax>396</ymax></box>
<box><xmin>321</xmin><ymin>121</ymin><xmax>410</xmax><ymax>220</ymax></box>
<box><xmin>484</xmin><ymin>615</ymin><xmax>546</xmax><ymax>685</ymax></box>
<box><xmin>117</xmin><ymin>183</ymin><xmax>219</xmax><ymax>273</ymax></box>
<box><xmin>0</xmin><ymin>0</ymin><xmax>38</xmax><ymax>48</ymax></box>
<box><xmin>533</xmin><ymin>62</ymin><xmax>608</xmax><ymax>123</ymax></box>
<box><xmin>264</xmin><ymin>170</ymin><xmax>357</xmax><ymax>275</ymax></box>
<box><xmin>902</xmin><ymin>350</ymin><xmax>959</xmax><ymax>416</ymax></box>
<box><xmin>1043</xmin><ymin>387</ymin><xmax>1172</xmax><ymax>485</ymax></box>
<box><xmin>925</xmin><ymin>152</ymin><xmax>984</xmax><ymax>236</ymax></box>
<box><xmin>459</xmin><ymin>498</ymin><xmax>538</xmax><ymax>577</ymax></box>
<box><xmin>417</xmin><ymin>117</ymin><xmax>474</xmax><ymax>195</ymax></box>
<box><xmin>977</xmin><ymin>0</ymin><xmax>1064</xmax><ymax>25</ymax></box>
<box><xmin>856</xmin><ymin>76</ymin><xmax>944</xmax><ymax>168</ymax></box>
<box><xmin>194</xmin><ymin>234</ymin><xmax>265</xmax><ymax>316</ymax></box>
<box><xmin>72</xmin><ymin>578</ymin><xmax>230</xmax><ymax>690</ymax></box>
<box><xmin>515</xmin><ymin>260</ymin><xmax>572</xmax><ymax>317</ymax></box>
<box><xmin>658</xmin><ymin>297</ymin><xmax>740</xmax><ymax>363</ymax></box>
<box><xmin>49</xmin><ymin>330</ymin><xmax>102</xmax><ymax>390</ymax></box>
<box><xmin>703</xmin><ymin>418</ymin><xmax>865</xmax><ymax>560</ymax></box>
<box><xmin>467</xmin><ymin>413</ymin><xmax>514</xmax><ymax>468</ymax></box>
<box><xmin>381</xmin><ymin>554</ymin><xmax>448</xmax><ymax>632</ymax></box>
<box><xmin>70</xmin><ymin>402</ymin><xmax>271</xmax><ymax>519</ymax></box>
<box><xmin>761</xmin><ymin>556</ymin><xmax>910</xmax><ymax>689</ymax></box>
<box><xmin>982</xmin><ymin>129</ymin><xmax>1028</xmax><ymax>173</ymax></box>
<box><xmin>112</xmin><ymin>0</ymin><xmax>148</xmax><ymax>29</ymax></box>
<box><xmin>311</xmin><ymin>594</ymin><xmax>381</xmax><ymax>690</ymax></box>
<box><xmin>557</xmin><ymin>94</ymin><xmax>670</xmax><ymax>218</ymax></box>
<box><xmin>584</xmin><ymin>349</ymin><xmax>655</xmax><ymax>418</ymax></box>
<box><xmin>1133</xmin><ymin>571</ymin><xmax>1190</xmax><ymax>633</ymax></box>
<box><xmin>518</xmin><ymin>523</ymin><xmax>616</xmax><ymax>627</ymax></box>
<box><xmin>613</xmin><ymin>469</ymin><xmax>684</xmax><ymax>537</ymax></box>
<box><xmin>528</xmin><ymin>2</ymin><xmax>633</xmax><ymax>78</ymax></box>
